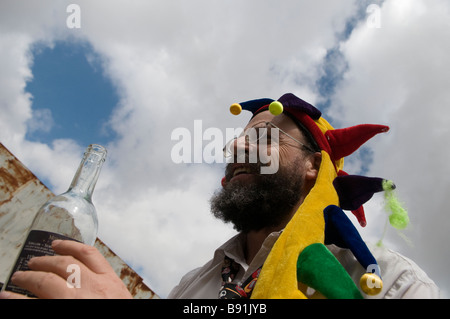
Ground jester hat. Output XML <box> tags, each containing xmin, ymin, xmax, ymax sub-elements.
<box><xmin>228</xmin><ymin>93</ymin><xmax>400</xmax><ymax>298</ymax></box>
<box><xmin>230</xmin><ymin>93</ymin><xmax>390</xmax><ymax>226</ymax></box>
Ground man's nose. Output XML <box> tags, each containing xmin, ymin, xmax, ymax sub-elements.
<box><xmin>231</xmin><ymin>135</ymin><xmax>258</xmax><ymax>163</ymax></box>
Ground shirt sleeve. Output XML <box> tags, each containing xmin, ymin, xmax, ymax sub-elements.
<box><xmin>378</xmin><ymin>248</ymin><xmax>441</xmax><ymax>299</ymax></box>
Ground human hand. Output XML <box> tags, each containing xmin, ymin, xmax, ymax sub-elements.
<box><xmin>0</xmin><ymin>240</ymin><xmax>133</xmax><ymax>299</ymax></box>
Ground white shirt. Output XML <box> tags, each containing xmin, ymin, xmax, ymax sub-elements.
<box><xmin>168</xmin><ymin>232</ymin><xmax>440</xmax><ymax>299</ymax></box>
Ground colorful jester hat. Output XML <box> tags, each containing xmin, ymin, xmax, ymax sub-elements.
<box><xmin>228</xmin><ymin>93</ymin><xmax>408</xmax><ymax>298</ymax></box>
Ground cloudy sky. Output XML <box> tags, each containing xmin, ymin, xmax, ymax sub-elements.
<box><xmin>1</xmin><ymin>0</ymin><xmax>449</xmax><ymax>298</ymax></box>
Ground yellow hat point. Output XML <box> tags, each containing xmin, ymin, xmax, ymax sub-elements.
<box><xmin>360</xmin><ymin>273</ymin><xmax>383</xmax><ymax>296</ymax></box>
<box><xmin>269</xmin><ymin>101</ymin><xmax>283</xmax><ymax>116</ymax></box>
<box><xmin>230</xmin><ymin>103</ymin><xmax>242</xmax><ymax>115</ymax></box>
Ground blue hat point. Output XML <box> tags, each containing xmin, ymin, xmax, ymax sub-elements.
<box><xmin>230</xmin><ymin>93</ymin><xmax>322</xmax><ymax>120</ymax></box>
<box><xmin>229</xmin><ymin>98</ymin><xmax>274</xmax><ymax>116</ymax></box>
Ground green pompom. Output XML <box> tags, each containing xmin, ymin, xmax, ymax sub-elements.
<box><xmin>388</xmin><ymin>210</ymin><xmax>409</xmax><ymax>230</ymax></box>
<box><xmin>382</xmin><ymin>180</ymin><xmax>409</xmax><ymax>230</ymax></box>
<box><xmin>269</xmin><ymin>101</ymin><xmax>283</xmax><ymax>116</ymax></box>
<box><xmin>382</xmin><ymin>179</ymin><xmax>396</xmax><ymax>191</ymax></box>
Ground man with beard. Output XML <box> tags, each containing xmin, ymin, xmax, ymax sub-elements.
<box><xmin>0</xmin><ymin>94</ymin><xmax>440</xmax><ymax>299</ymax></box>
<box><xmin>169</xmin><ymin>94</ymin><xmax>440</xmax><ymax>299</ymax></box>
<box><xmin>168</xmin><ymin>105</ymin><xmax>325</xmax><ymax>299</ymax></box>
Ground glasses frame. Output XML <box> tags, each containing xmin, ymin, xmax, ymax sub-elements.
<box><xmin>223</xmin><ymin>121</ymin><xmax>316</xmax><ymax>158</ymax></box>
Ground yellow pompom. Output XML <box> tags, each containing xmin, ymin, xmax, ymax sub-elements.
<box><xmin>269</xmin><ymin>101</ymin><xmax>283</xmax><ymax>116</ymax></box>
<box><xmin>230</xmin><ymin>103</ymin><xmax>242</xmax><ymax>115</ymax></box>
<box><xmin>360</xmin><ymin>273</ymin><xmax>383</xmax><ymax>296</ymax></box>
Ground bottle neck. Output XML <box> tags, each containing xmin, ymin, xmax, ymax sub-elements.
<box><xmin>68</xmin><ymin>144</ymin><xmax>107</xmax><ymax>201</ymax></box>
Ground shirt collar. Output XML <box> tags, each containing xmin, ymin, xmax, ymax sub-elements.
<box><xmin>214</xmin><ymin>230</ymin><xmax>283</xmax><ymax>272</ymax></box>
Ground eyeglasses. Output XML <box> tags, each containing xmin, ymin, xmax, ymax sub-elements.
<box><xmin>223</xmin><ymin>121</ymin><xmax>316</xmax><ymax>158</ymax></box>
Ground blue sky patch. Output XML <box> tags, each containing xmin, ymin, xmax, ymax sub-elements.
<box><xmin>25</xmin><ymin>41</ymin><xmax>119</xmax><ymax>148</ymax></box>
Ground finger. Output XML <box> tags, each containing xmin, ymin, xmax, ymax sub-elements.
<box><xmin>0</xmin><ymin>291</ymin><xmax>33</xmax><ymax>299</ymax></box>
<box><xmin>10</xmin><ymin>270</ymin><xmax>74</xmax><ymax>299</ymax></box>
<box><xmin>27</xmin><ymin>255</ymin><xmax>86</xmax><ymax>281</ymax></box>
<box><xmin>52</xmin><ymin>240</ymin><xmax>114</xmax><ymax>274</ymax></box>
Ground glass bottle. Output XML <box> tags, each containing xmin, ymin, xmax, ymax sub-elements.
<box><xmin>2</xmin><ymin>144</ymin><xmax>107</xmax><ymax>296</ymax></box>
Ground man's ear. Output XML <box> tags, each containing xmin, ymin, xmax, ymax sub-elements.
<box><xmin>305</xmin><ymin>152</ymin><xmax>322</xmax><ymax>181</ymax></box>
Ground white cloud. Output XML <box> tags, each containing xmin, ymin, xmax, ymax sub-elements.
<box><xmin>1</xmin><ymin>0</ymin><xmax>448</xmax><ymax>298</ymax></box>
<box><xmin>0</xmin><ymin>32</ymin><xmax>33</xmax><ymax>145</ymax></box>
<box><xmin>26</xmin><ymin>108</ymin><xmax>54</xmax><ymax>133</ymax></box>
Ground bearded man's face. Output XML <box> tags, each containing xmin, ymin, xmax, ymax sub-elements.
<box><xmin>210</xmin><ymin>157</ymin><xmax>304</xmax><ymax>233</ymax></box>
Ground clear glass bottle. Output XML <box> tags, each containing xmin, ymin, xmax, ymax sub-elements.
<box><xmin>2</xmin><ymin>144</ymin><xmax>107</xmax><ymax>296</ymax></box>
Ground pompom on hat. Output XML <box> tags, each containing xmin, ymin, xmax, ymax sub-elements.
<box><xmin>228</xmin><ymin>93</ymin><xmax>408</xmax><ymax>298</ymax></box>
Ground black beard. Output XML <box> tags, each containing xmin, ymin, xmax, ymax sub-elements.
<box><xmin>209</xmin><ymin>160</ymin><xmax>303</xmax><ymax>233</ymax></box>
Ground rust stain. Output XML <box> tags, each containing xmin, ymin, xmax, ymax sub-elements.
<box><xmin>0</xmin><ymin>144</ymin><xmax>45</xmax><ymax>206</ymax></box>
<box><xmin>94</xmin><ymin>237</ymin><xmax>158</xmax><ymax>299</ymax></box>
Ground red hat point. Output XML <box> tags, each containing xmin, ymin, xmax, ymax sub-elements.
<box><xmin>325</xmin><ymin>124</ymin><xmax>389</xmax><ymax>162</ymax></box>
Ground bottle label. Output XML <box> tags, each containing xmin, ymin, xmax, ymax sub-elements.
<box><xmin>3</xmin><ymin>230</ymin><xmax>77</xmax><ymax>297</ymax></box>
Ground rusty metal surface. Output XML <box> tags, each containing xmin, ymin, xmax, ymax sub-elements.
<box><xmin>0</xmin><ymin>143</ymin><xmax>158</xmax><ymax>298</ymax></box>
